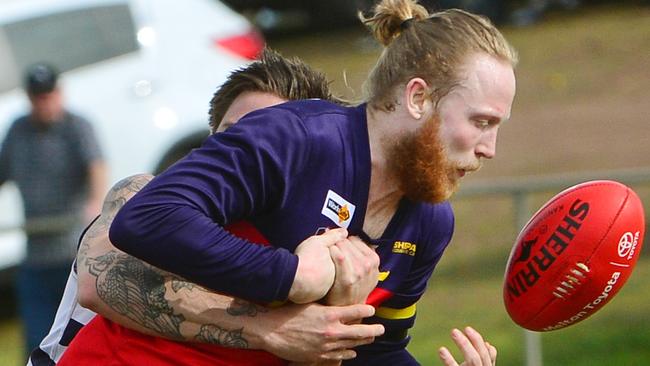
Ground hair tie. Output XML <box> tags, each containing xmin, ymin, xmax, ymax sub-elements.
<box><xmin>400</xmin><ymin>18</ymin><xmax>415</xmax><ymax>30</ymax></box>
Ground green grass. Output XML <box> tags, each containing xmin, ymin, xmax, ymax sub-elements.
<box><xmin>0</xmin><ymin>319</ymin><xmax>23</xmax><ymax>366</ymax></box>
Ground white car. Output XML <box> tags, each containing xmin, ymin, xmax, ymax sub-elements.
<box><xmin>0</xmin><ymin>0</ymin><xmax>264</xmax><ymax>276</ymax></box>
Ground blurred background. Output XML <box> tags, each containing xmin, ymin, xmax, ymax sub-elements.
<box><xmin>0</xmin><ymin>0</ymin><xmax>649</xmax><ymax>365</ymax></box>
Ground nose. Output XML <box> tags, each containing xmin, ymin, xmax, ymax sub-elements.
<box><xmin>475</xmin><ymin>129</ymin><xmax>497</xmax><ymax>159</ymax></box>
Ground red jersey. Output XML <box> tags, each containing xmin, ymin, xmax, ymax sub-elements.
<box><xmin>58</xmin><ymin>221</ymin><xmax>287</xmax><ymax>366</ymax></box>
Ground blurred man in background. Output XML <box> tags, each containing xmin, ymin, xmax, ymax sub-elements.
<box><xmin>0</xmin><ymin>63</ymin><xmax>107</xmax><ymax>355</ymax></box>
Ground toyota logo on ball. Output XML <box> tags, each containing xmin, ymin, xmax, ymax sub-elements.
<box><xmin>617</xmin><ymin>232</ymin><xmax>635</xmax><ymax>258</ymax></box>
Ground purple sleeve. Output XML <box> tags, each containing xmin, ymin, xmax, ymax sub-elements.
<box><xmin>109</xmin><ymin>107</ymin><xmax>310</xmax><ymax>303</ymax></box>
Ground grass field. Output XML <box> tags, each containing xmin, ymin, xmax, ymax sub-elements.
<box><xmin>1</xmin><ymin>3</ymin><xmax>648</xmax><ymax>366</ymax></box>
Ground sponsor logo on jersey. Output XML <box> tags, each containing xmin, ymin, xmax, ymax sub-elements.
<box><xmin>392</xmin><ymin>241</ymin><xmax>416</xmax><ymax>256</ymax></box>
<box><xmin>321</xmin><ymin>190</ymin><xmax>356</xmax><ymax>229</ymax></box>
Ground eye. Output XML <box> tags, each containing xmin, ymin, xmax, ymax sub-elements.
<box><xmin>474</xmin><ymin>119</ymin><xmax>491</xmax><ymax>129</ymax></box>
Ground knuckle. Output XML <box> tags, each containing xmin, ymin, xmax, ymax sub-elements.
<box><xmin>371</xmin><ymin>252</ymin><xmax>380</xmax><ymax>264</ymax></box>
<box><xmin>323</xmin><ymin>330</ymin><xmax>335</xmax><ymax>340</ymax></box>
<box><xmin>324</xmin><ymin>311</ymin><xmax>339</xmax><ymax>323</ymax></box>
<box><xmin>358</xmin><ymin>336</ymin><xmax>374</xmax><ymax>345</ymax></box>
<box><xmin>323</xmin><ymin>327</ymin><xmax>340</xmax><ymax>341</ymax></box>
<box><xmin>466</xmin><ymin>354</ymin><xmax>481</xmax><ymax>365</ymax></box>
<box><xmin>321</xmin><ymin>342</ymin><xmax>336</xmax><ymax>352</ymax></box>
<box><xmin>363</xmin><ymin>260</ymin><xmax>373</xmax><ymax>271</ymax></box>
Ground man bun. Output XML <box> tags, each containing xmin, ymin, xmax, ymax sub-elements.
<box><xmin>360</xmin><ymin>0</ymin><xmax>430</xmax><ymax>46</ymax></box>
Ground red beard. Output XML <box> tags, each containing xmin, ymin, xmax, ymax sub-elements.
<box><xmin>388</xmin><ymin>114</ymin><xmax>464</xmax><ymax>204</ymax></box>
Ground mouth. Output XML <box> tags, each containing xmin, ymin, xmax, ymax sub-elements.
<box><xmin>457</xmin><ymin>165</ymin><xmax>481</xmax><ymax>178</ymax></box>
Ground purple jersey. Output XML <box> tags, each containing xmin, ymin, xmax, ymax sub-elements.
<box><xmin>110</xmin><ymin>100</ymin><xmax>454</xmax><ymax>364</ymax></box>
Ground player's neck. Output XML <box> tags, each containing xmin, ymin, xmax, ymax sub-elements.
<box><xmin>364</xmin><ymin>105</ymin><xmax>412</xmax><ymax>238</ymax></box>
<box><xmin>364</xmin><ymin>171</ymin><xmax>402</xmax><ymax>239</ymax></box>
<box><xmin>365</xmin><ymin>104</ymin><xmax>413</xmax><ymax>172</ymax></box>
<box><xmin>363</xmin><ymin>194</ymin><xmax>400</xmax><ymax>239</ymax></box>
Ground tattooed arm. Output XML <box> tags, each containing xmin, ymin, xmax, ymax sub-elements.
<box><xmin>77</xmin><ymin>174</ymin><xmax>384</xmax><ymax>362</ymax></box>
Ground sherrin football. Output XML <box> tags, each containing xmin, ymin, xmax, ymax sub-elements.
<box><xmin>503</xmin><ymin>180</ymin><xmax>645</xmax><ymax>331</ymax></box>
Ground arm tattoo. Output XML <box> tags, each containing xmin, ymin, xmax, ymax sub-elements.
<box><xmin>85</xmin><ymin>250</ymin><xmax>255</xmax><ymax>346</ymax></box>
<box><xmin>195</xmin><ymin>325</ymin><xmax>248</xmax><ymax>349</ymax></box>
<box><xmin>80</xmin><ymin>173</ymin><xmax>256</xmax><ymax>346</ymax></box>
<box><xmin>84</xmin><ymin>174</ymin><xmax>153</xmax><ymax>239</ymax></box>
<box><xmin>226</xmin><ymin>298</ymin><xmax>268</xmax><ymax>317</ymax></box>
<box><xmin>171</xmin><ymin>279</ymin><xmax>199</xmax><ymax>292</ymax></box>
<box><xmin>86</xmin><ymin>250</ymin><xmax>186</xmax><ymax>340</ymax></box>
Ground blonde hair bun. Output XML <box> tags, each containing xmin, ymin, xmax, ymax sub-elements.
<box><xmin>360</xmin><ymin>0</ymin><xmax>430</xmax><ymax>46</ymax></box>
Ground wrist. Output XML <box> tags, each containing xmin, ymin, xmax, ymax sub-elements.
<box><xmin>250</xmin><ymin>305</ymin><xmax>284</xmax><ymax>353</ymax></box>
<box><xmin>288</xmin><ymin>258</ymin><xmax>334</xmax><ymax>304</ymax></box>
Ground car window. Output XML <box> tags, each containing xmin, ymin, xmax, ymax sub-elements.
<box><xmin>0</xmin><ymin>4</ymin><xmax>139</xmax><ymax>93</ymax></box>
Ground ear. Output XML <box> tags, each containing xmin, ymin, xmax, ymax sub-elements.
<box><xmin>404</xmin><ymin>78</ymin><xmax>431</xmax><ymax>120</ymax></box>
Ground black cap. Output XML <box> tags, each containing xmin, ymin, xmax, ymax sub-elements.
<box><xmin>24</xmin><ymin>63</ymin><xmax>59</xmax><ymax>95</ymax></box>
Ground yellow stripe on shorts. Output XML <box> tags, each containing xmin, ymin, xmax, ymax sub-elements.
<box><xmin>375</xmin><ymin>303</ymin><xmax>416</xmax><ymax>319</ymax></box>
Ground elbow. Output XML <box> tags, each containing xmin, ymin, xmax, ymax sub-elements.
<box><xmin>77</xmin><ymin>271</ymin><xmax>100</xmax><ymax>311</ymax></box>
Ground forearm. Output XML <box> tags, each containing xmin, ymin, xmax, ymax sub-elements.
<box><xmin>77</xmin><ymin>235</ymin><xmax>270</xmax><ymax>348</ymax></box>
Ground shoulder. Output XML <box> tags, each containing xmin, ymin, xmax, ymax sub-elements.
<box><xmin>8</xmin><ymin>115</ymin><xmax>30</xmax><ymax>130</ymax></box>
<box><xmin>274</xmin><ymin>99</ymin><xmax>348</xmax><ymax>115</ymax></box>
<box><xmin>103</xmin><ymin>174</ymin><xmax>155</xmax><ymax>210</ymax></box>
<box><xmin>64</xmin><ymin>111</ymin><xmax>92</xmax><ymax>128</ymax></box>
<box><xmin>417</xmin><ymin>200</ymin><xmax>454</xmax><ymax>226</ymax></box>
<box><xmin>209</xmin><ymin>100</ymin><xmax>361</xmax><ymax>166</ymax></box>
<box><xmin>3</xmin><ymin>116</ymin><xmax>30</xmax><ymax>141</ymax></box>
<box><xmin>221</xmin><ymin>100</ymin><xmax>353</xmax><ymax>147</ymax></box>
<box><xmin>273</xmin><ymin>99</ymin><xmax>357</xmax><ymax>126</ymax></box>
<box><xmin>411</xmin><ymin>200</ymin><xmax>455</xmax><ymax>244</ymax></box>
<box><xmin>272</xmin><ymin>100</ymin><xmax>365</xmax><ymax>149</ymax></box>
<box><xmin>231</xmin><ymin>99</ymin><xmax>357</xmax><ymax>133</ymax></box>
<box><xmin>62</xmin><ymin>112</ymin><xmax>98</xmax><ymax>140</ymax></box>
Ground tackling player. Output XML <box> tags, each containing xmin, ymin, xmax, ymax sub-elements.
<box><xmin>31</xmin><ymin>49</ymin><xmax>382</xmax><ymax>366</ymax></box>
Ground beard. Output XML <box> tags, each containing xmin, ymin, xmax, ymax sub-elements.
<box><xmin>387</xmin><ymin>114</ymin><xmax>479</xmax><ymax>204</ymax></box>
